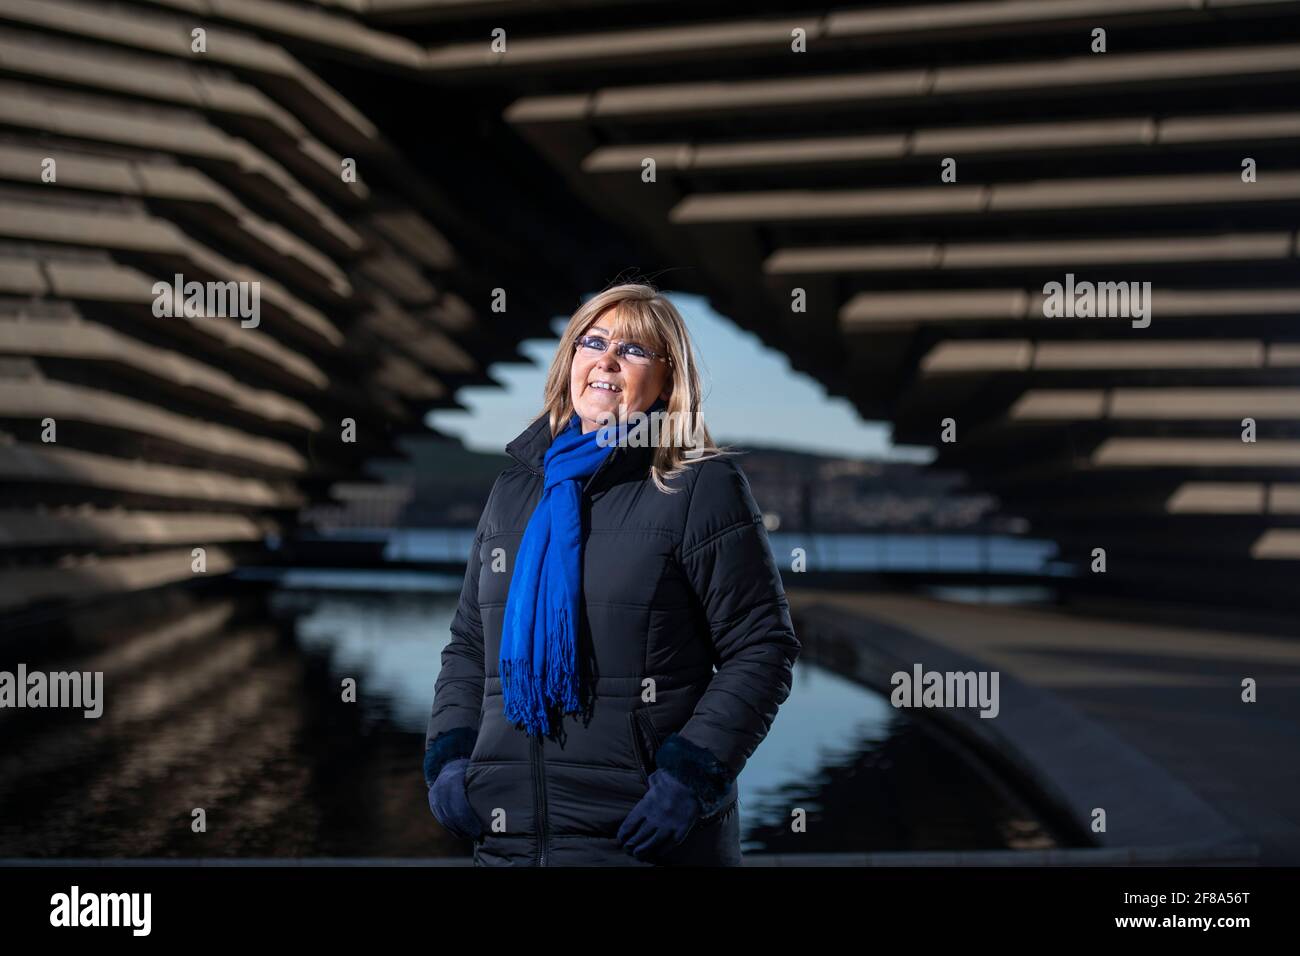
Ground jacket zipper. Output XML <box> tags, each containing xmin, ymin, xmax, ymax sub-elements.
<box><xmin>521</xmin><ymin>432</ymin><xmax>620</xmax><ymax>866</ymax></box>
<box><xmin>633</xmin><ymin>709</ymin><xmax>660</xmax><ymax>785</ymax></box>
<box><xmin>531</xmin><ymin>732</ymin><xmax>548</xmax><ymax>866</ymax></box>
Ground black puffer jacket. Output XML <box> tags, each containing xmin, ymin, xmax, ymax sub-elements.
<box><xmin>423</xmin><ymin>412</ymin><xmax>801</xmax><ymax>865</ymax></box>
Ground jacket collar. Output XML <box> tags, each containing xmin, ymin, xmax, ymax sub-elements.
<box><xmin>506</xmin><ymin>412</ymin><xmax>654</xmax><ymax>494</ymax></box>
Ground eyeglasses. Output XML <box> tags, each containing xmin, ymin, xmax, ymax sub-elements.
<box><xmin>574</xmin><ymin>333</ymin><xmax>673</xmax><ymax>368</ymax></box>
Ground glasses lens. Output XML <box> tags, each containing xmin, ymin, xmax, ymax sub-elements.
<box><xmin>578</xmin><ymin>334</ymin><xmax>661</xmax><ymax>365</ymax></box>
<box><xmin>620</xmin><ymin>343</ymin><xmax>653</xmax><ymax>366</ymax></box>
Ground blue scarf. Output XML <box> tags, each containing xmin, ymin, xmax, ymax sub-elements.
<box><xmin>501</xmin><ymin>399</ymin><xmax>665</xmax><ymax>736</ymax></box>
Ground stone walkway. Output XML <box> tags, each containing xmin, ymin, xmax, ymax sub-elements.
<box><xmin>786</xmin><ymin>589</ymin><xmax>1300</xmax><ymax>865</ymax></box>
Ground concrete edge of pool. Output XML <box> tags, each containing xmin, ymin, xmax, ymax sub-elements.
<box><xmin>786</xmin><ymin>590</ymin><xmax>1296</xmax><ymax>863</ymax></box>
<box><xmin>0</xmin><ymin>842</ymin><xmax>1262</xmax><ymax>866</ymax></box>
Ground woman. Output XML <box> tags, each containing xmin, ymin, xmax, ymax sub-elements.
<box><xmin>422</xmin><ymin>281</ymin><xmax>800</xmax><ymax>866</ymax></box>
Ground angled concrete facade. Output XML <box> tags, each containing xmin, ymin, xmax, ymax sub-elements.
<box><xmin>0</xmin><ymin>0</ymin><xmax>623</xmax><ymax>617</ymax></box>
<box><xmin>5</xmin><ymin>0</ymin><xmax>1300</xmax><ymax>614</ymax></box>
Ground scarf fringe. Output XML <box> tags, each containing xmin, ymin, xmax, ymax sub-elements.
<box><xmin>502</xmin><ymin>657</ymin><xmax>548</xmax><ymax>737</ymax></box>
<box><xmin>543</xmin><ymin>604</ymin><xmax>581</xmax><ymax>716</ymax></box>
<box><xmin>502</xmin><ymin>604</ymin><xmax>582</xmax><ymax>737</ymax></box>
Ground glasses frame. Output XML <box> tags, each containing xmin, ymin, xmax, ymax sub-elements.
<box><xmin>573</xmin><ymin>333</ymin><xmax>674</xmax><ymax>367</ymax></box>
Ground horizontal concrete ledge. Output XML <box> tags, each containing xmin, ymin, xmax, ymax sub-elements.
<box><xmin>0</xmin><ymin>843</ymin><xmax>1261</xmax><ymax>867</ymax></box>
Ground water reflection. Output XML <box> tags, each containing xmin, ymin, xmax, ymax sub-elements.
<box><xmin>0</xmin><ymin>582</ymin><xmax>1074</xmax><ymax>858</ymax></box>
<box><xmin>307</xmin><ymin>529</ymin><xmax>1067</xmax><ymax>576</ymax></box>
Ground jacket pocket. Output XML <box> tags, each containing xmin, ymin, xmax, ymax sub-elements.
<box><xmin>463</xmin><ymin>761</ymin><xmax>488</xmax><ymax>843</ymax></box>
<box><xmin>628</xmin><ymin>709</ymin><xmax>661</xmax><ymax>786</ymax></box>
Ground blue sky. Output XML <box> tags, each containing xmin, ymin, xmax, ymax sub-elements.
<box><xmin>426</xmin><ymin>290</ymin><xmax>933</xmax><ymax>463</ymax></box>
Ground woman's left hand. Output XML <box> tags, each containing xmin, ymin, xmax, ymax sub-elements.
<box><xmin>616</xmin><ymin>768</ymin><xmax>701</xmax><ymax>862</ymax></box>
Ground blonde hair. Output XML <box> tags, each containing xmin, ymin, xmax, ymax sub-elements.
<box><xmin>536</xmin><ymin>280</ymin><xmax>736</xmax><ymax>494</ymax></box>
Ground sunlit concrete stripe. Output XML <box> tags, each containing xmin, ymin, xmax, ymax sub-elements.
<box><xmin>0</xmin><ymin>26</ymin><xmax>294</xmax><ymax>136</ymax></box>
<box><xmin>830</xmin><ymin>0</ymin><xmax>1300</xmax><ymax>41</ymax></box>
<box><xmin>138</xmin><ymin>0</ymin><xmax>428</xmax><ymax>70</ymax></box>
<box><xmin>1265</xmin><ymin>343</ymin><xmax>1300</xmax><ymax>366</ymax></box>
<box><xmin>0</xmin><ymin>254</ymin><xmax>46</xmax><ymax>294</ymax></box>
<box><xmin>843</xmin><ymin>288</ymin><xmax>1300</xmax><ymax>329</ymax></box>
<box><xmin>365</xmin><ymin>0</ymin><xmax>1298</xmax><ymax>23</ymax></box>
<box><xmin>427</xmin><ymin>18</ymin><xmax>812</xmax><ymax>72</ymax></box>
<box><xmin>1166</xmin><ymin>482</ymin><xmax>1300</xmax><ymax>514</ymax></box>
<box><xmin>428</xmin><ymin>0</ymin><xmax>1300</xmax><ymax>73</ymax></box>
<box><xmin>845</xmin><ymin>289</ymin><xmax>1032</xmax><ymax>324</ymax></box>
<box><xmin>0</xmin><ymin>380</ymin><xmax>308</xmax><ymax>472</ymax></box>
<box><xmin>919</xmin><ymin>340</ymin><xmax>1278</xmax><ymax>375</ymax></box>
<box><xmin>367</xmin><ymin>210</ymin><xmax>459</xmax><ymax>272</ymax></box>
<box><xmin>592</xmin><ymin>113</ymin><xmax>1300</xmax><ymax>175</ymax></box>
<box><xmin>360</xmin><ymin>293</ymin><xmax>477</xmax><ymax>374</ymax></box>
<box><xmin>356</xmin><ymin>241</ymin><xmax>438</xmax><ymax>306</ymax></box>
<box><xmin>1271</xmin><ymin>484</ymin><xmax>1300</xmax><ymax>512</ymax></box>
<box><xmin>0</xmin><ymin>200</ymin><xmax>345</xmax><ymax>347</ymax></box>
<box><xmin>0</xmin><ymin>256</ymin><xmax>327</xmax><ymax>390</ymax></box>
<box><xmin>362</xmin><ymin>0</ymin><xmax>665</xmax><ymax>17</ymax></box>
<box><xmin>0</xmin><ymin>143</ymin><xmax>353</xmax><ymax>299</ymax></box>
<box><xmin>371</xmin><ymin>350</ymin><xmax>448</xmax><ymax>399</ymax></box>
<box><xmin>1167</xmin><ymin>482</ymin><xmax>1267</xmax><ymax>514</ymax></box>
<box><xmin>1092</xmin><ymin>437</ymin><xmax>1300</xmax><ymax>466</ymax></box>
<box><xmin>0</xmin><ymin>0</ymin><xmax>380</xmax><ymax>147</ymax></box>
<box><xmin>0</xmin><ymin>316</ymin><xmax>323</xmax><ymax>431</ymax></box>
<box><xmin>6</xmin><ymin>260</ymin><xmax>330</xmax><ymax>390</ymax></box>
<box><xmin>1251</xmin><ymin>528</ymin><xmax>1300</xmax><ymax>558</ymax></box>
<box><xmin>0</xmin><ymin>440</ymin><xmax>302</xmax><ymax>507</ymax></box>
<box><xmin>672</xmin><ymin>170</ymin><xmax>1300</xmax><ymax>224</ymax></box>
<box><xmin>131</xmin><ymin>163</ymin><xmax>353</xmax><ymax>297</ymax></box>
<box><xmin>1008</xmin><ymin>387</ymin><xmax>1300</xmax><ymax>420</ymax></box>
<box><xmin>0</xmin><ymin>79</ymin><xmax>232</xmax><ymax>160</ymax></box>
<box><xmin>1003</xmin><ymin>483</ymin><xmax>1300</xmax><ymax>517</ymax></box>
<box><xmin>0</xmin><ymin>80</ymin><xmax>363</xmax><ymax>254</ymax></box>
<box><xmin>0</xmin><ymin>26</ymin><xmax>366</xmax><ymax>202</ymax></box>
<box><xmin>506</xmin><ymin>43</ymin><xmax>1300</xmax><ymax>123</ymax></box>
<box><xmin>767</xmin><ymin>231</ymin><xmax>1296</xmax><ymax>275</ymax></box>
<box><xmin>0</xmin><ymin>508</ymin><xmax>273</xmax><ymax>548</ymax></box>
<box><xmin>0</xmin><ymin>545</ymin><xmax>236</xmax><ymax>612</ymax></box>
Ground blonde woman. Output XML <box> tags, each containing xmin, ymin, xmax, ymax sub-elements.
<box><xmin>423</xmin><ymin>281</ymin><xmax>800</xmax><ymax>866</ymax></box>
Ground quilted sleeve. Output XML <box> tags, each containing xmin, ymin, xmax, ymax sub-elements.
<box><xmin>661</xmin><ymin>456</ymin><xmax>801</xmax><ymax>806</ymax></box>
<box><xmin>422</xmin><ymin>479</ymin><xmax>498</xmax><ymax>785</ymax></box>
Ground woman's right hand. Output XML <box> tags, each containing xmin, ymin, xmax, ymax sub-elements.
<box><xmin>428</xmin><ymin>757</ymin><xmax>486</xmax><ymax>842</ymax></box>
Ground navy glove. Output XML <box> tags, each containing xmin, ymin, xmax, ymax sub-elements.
<box><xmin>617</xmin><ymin>768</ymin><xmax>701</xmax><ymax>862</ymax></box>
<box><xmin>428</xmin><ymin>757</ymin><xmax>485</xmax><ymax>842</ymax></box>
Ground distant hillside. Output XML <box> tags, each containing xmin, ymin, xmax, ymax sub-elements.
<box><xmin>307</xmin><ymin>433</ymin><xmax>1018</xmax><ymax>534</ymax></box>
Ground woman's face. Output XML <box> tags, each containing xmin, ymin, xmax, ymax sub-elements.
<box><xmin>569</xmin><ymin>313</ymin><xmax>672</xmax><ymax>435</ymax></box>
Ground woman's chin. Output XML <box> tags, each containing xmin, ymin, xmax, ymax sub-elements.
<box><xmin>578</xmin><ymin>397</ymin><xmax>627</xmax><ymax>420</ymax></box>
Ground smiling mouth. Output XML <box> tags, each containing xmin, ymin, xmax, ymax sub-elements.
<box><xmin>587</xmin><ymin>382</ymin><xmax>623</xmax><ymax>394</ymax></box>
